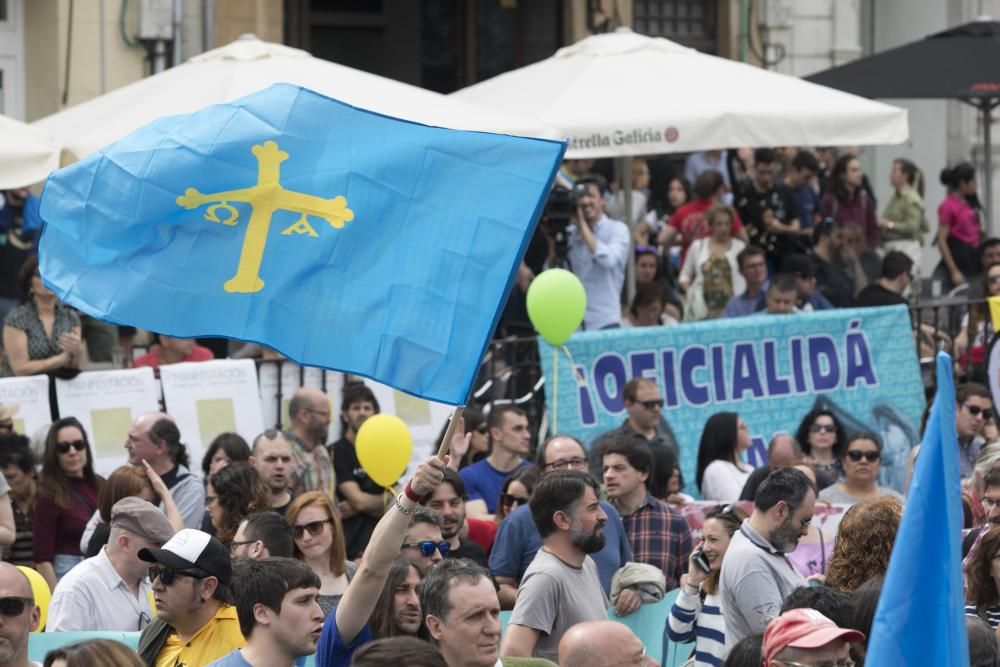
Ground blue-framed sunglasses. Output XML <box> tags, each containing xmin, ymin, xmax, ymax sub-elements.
<box><xmin>401</xmin><ymin>540</ymin><xmax>450</xmax><ymax>558</ymax></box>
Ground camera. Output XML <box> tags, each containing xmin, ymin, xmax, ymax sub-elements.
<box><xmin>540</xmin><ymin>183</ymin><xmax>589</xmax><ymax>268</ymax></box>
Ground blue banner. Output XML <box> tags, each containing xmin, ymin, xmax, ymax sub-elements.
<box><xmin>539</xmin><ymin>305</ymin><xmax>925</xmax><ymax>494</ymax></box>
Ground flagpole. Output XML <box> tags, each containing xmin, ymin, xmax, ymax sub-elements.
<box><xmin>436</xmin><ymin>405</ymin><xmax>466</xmax><ymax>459</ymax></box>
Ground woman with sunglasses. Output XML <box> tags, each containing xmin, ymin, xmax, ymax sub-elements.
<box><xmin>818</xmin><ymin>434</ymin><xmax>903</xmax><ymax>506</ymax></box>
<box><xmin>667</xmin><ymin>505</ymin><xmax>747</xmax><ymax>666</ymax></box>
<box><xmin>286</xmin><ymin>490</ymin><xmax>356</xmax><ymax>615</ymax></box>
<box><xmin>205</xmin><ymin>462</ymin><xmax>270</xmax><ymax>543</ymax></box>
<box><xmin>495</xmin><ymin>466</ymin><xmax>539</xmax><ymax>525</ymax></box>
<box><xmin>695</xmin><ymin>412</ymin><xmax>753</xmax><ymax>501</ymax></box>
<box><xmin>34</xmin><ymin>417</ymin><xmax>104</xmax><ymax>589</ymax></box>
<box><xmin>794</xmin><ymin>409</ymin><xmax>846</xmax><ymax>490</ymax></box>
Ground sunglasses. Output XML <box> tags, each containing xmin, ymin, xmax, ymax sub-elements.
<box><xmin>501</xmin><ymin>493</ymin><xmax>529</xmax><ymax>508</ymax></box>
<box><xmin>809</xmin><ymin>423</ymin><xmax>836</xmax><ymax>434</ymax></box>
<box><xmin>639</xmin><ymin>399</ymin><xmax>664</xmax><ymax>410</ymax></box>
<box><xmin>55</xmin><ymin>439</ymin><xmax>86</xmax><ymax>454</ymax></box>
<box><xmin>401</xmin><ymin>540</ymin><xmax>450</xmax><ymax>558</ymax></box>
<box><xmin>964</xmin><ymin>404</ymin><xmax>995</xmax><ymax>420</ymax></box>
<box><xmin>292</xmin><ymin>519</ymin><xmax>331</xmax><ymax>539</ymax></box>
<box><xmin>148</xmin><ymin>566</ymin><xmax>208</xmax><ymax>586</ymax></box>
<box><xmin>845</xmin><ymin>450</ymin><xmax>880</xmax><ymax>463</ymax></box>
<box><xmin>988</xmin><ymin>275</ymin><xmax>1000</xmax><ymax>284</ymax></box>
<box><xmin>0</xmin><ymin>597</ymin><xmax>32</xmax><ymax>617</ymax></box>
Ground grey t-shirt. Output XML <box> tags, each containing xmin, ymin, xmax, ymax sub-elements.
<box><xmin>719</xmin><ymin>520</ymin><xmax>806</xmax><ymax>650</ymax></box>
<box><xmin>817</xmin><ymin>484</ymin><xmax>903</xmax><ymax>506</ymax></box>
<box><xmin>508</xmin><ymin>548</ymin><xmax>609</xmax><ymax>661</ymax></box>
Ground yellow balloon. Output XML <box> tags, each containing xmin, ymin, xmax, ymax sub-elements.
<box><xmin>355</xmin><ymin>414</ymin><xmax>413</xmax><ymax>488</ymax></box>
<box><xmin>16</xmin><ymin>566</ymin><xmax>50</xmax><ymax>632</ymax></box>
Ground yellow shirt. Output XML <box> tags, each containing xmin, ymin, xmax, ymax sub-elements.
<box><xmin>154</xmin><ymin>604</ymin><xmax>245</xmax><ymax>667</ymax></box>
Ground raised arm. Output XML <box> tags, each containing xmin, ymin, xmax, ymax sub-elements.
<box><xmin>334</xmin><ymin>455</ymin><xmax>446</xmax><ymax>644</ymax></box>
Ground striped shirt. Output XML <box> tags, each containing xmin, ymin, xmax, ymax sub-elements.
<box><xmin>668</xmin><ymin>589</ymin><xmax>727</xmax><ymax>667</ymax></box>
<box><xmin>616</xmin><ymin>495</ymin><xmax>692</xmax><ymax>589</ymax></box>
<box><xmin>966</xmin><ymin>604</ymin><xmax>1000</xmax><ymax>628</ymax></box>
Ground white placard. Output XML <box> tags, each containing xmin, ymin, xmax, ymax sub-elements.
<box><xmin>258</xmin><ymin>361</ymin><xmax>341</xmax><ymax>432</ymax></box>
<box><xmin>0</xmin><ymin>375</ymin><xmax>52</xmax><ymax>441</ymax></box>
<box><xmin>159</xmin><ymin>359</ymin><xmax>264</xmax><ymax>469</ymax></box>
<box><xmin>366</xmin><ymin>380</ymin><xmax>456</xmax><ymax>473</ymax></box>
<box><xmin>55</xmin><ymin>367</ymin><xmax>160</xmax><ymax>475</ymax></box>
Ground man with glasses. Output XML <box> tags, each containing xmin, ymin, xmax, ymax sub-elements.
<box><xmin>956</xmin><ymin>383</ymin><xmax>994</xmax><ymax>480</ymax></box>
<box><xmin>249</xmin><ymin>430</ymin><xmax>295</xmax><ymax>515</ymax></box>
<box><xmin>230</xmin><ymin>512</ymin><xmax>294</xmax><ymax>561</ymax></box>
<box><xmin>137</xmin><ymin>528</ymin><xmax>244</xmax><ymax>667</ymax></box>
<box><xmin>0</xmin><ymin>562</ymin><xmax>39</xmax><ymax>667</ymax></box>
<box><xmin>285</xmin><ymin>387</ymin><xmax>335</xmax><ymax>499</ymax></box>
<box><xmin>720</xmin><ymin>468</ymin><xmax>815</xmax><ymax>649</ymax></box>
<box><xmin>502</xmin><ymin>471</ymin><xmax>609</xmax><ymax>661</ymax></box>
<box><xmin>462</xmin><ymin>405</ymin><xmax>533</xmax><ymax>521</ymax></box>
<box><xmin>333</xmin><ymin>382</ymin><xmax>385</xmax><ymax>560</ymax></box>
<box><xmin>47</xmin><ymin>497</ymin><xmax>174</xmax><ymax>631</ymax></box>
<box><xmin>762</xmin><ymin>608</ymin><xmax>863</xmax><ymax>667</ymax></box>
<box><xmin>426</xmin><ymin>469</ymin><xmax>486</xmax><ymax>566</ymax></box>
<box><xmin>489</xmin><ymin>436</ymin><xmax>632</xmax><ymax>609</ymax></box>
<box><xmin>590</xmin><ymin>377</ymin><xmax>678</xmax><ymax>499</ymax></box>
<box><xmin>723</xmin><ymin>245</ymin><xmax>770</xmax><ymax>317</ymax></box>
<box><xmin>401</xmin><ymin>508</ymin><xmax>448</xmax><ymax>572</ymax></box>
<box><xmin>558</xmin><ymin>620</ymin><xmax>656</xmax><ymax>667</ymax></box>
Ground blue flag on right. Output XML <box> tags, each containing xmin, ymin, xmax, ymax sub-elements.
<box><xmin>865</xmin><ymin>352</ymin><xmax>967</xmax><ymax>665</ymax></box>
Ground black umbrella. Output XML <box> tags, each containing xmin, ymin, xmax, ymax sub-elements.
<box><xmin>806</xmin><ymin>18</ymin><xmax>1000</xmax><ymax>227</ymax></box>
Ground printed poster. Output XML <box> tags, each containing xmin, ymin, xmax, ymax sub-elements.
<box><xmin>0</xmin><ymin>375</ymin><xmax>51</xmax><ymax>441</ymax></box>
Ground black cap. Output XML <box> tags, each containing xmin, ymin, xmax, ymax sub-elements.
<box><xmin>138</xmin><ymin>528</ymin><xmax>232</xmax><ymax>584</ymax></box>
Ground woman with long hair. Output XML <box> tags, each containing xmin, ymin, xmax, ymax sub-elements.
<box><xmin>201</xmin><ymin>432</ymin><xmax>251</xmax><ymax>478</ymax></box>
<box><xmin>43</xmin><ymin>638</ymin><xmax>145</xmax><ymax>667</ymax></box>
<box><xmin>81</xmin><ymin>463</ymin><xmax>184</xmax><ymax>557</ymax></box>
<box><xmin>696</xmin><ymin>412</ymin><xmax>753</xmax><ymax>501</ymax></box>
<box><xmin>0</xmin><ymin>255</ymin><xmax>82</xmax><ymax>378</ymax></box>
<box><xmin>34</xmin><ymin>417</ymin><xmax>104</xmax><ymax>589</ymax></box>
<box><xmin>667</xmin><ymin>505</ymin><xmax>747</xmax><ymax>666</ymax></box>
<box><xmin>206</xmin><ymin>462</ymin><xmax>270</xmax><ymax>543</ymax></box>
<box><xmin>820</xmin><ymin>153</ymin><xmax>879</xmax><ymax>252</ymax></box>
<box><xmin>879</xmin><ymin>158</ymin><xmax>925</xmax><ymax>266</ymax></box>
<box><xmin>965</xmin><ymin>527</ymin><xmax>1000</xmax><ymax>627</ymax></box>
<box><xmin>679</xmin><ymin>204</ymin><xmax>746</xmax><ymax>320</ymax></box>
<box><xmin>286</xmin><ymin>491</ymin><xmax>356</xmax><ymax>615</ymax></box>
<box><xmin>818</xmin><ymin>434</ymin><xmax>904</xmax><ymax>506</ymax></box>
<box><xmin>794</xmin><ymin>409</ymin><xmax>846</xmax><ymax>490</ymax></box>
<box><xmin>826</xmin><ymin>496</ymin><xmax>902</xmax><ymax>593</ymax></box>
<box><xmin>367</xmin><ymin>555</ymin><xmax>424</xmax><ymax>639</ymax></box>
<box><xmin>937</xmin><ymin>162</ymin><xmax>982</xmax><ymax>290</ymax></box>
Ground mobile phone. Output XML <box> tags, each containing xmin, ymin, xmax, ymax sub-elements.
<box><xmin>692</xmin><ymin>547</ymin><xmax>710</xmax><ymax>573</ymax></box>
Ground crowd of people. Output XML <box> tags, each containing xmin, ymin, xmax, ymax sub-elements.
<box><xmin>0</xmin><ymin>367</ymin><xmax>991</xmax><ymax>665</ymax></box>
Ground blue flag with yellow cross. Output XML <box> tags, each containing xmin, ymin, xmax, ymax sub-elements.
<box><xmin>38</xmin><ymin>83</ymin><xmax>566</xmax><ymax>404</ymax></box>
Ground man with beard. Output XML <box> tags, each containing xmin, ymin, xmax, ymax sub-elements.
<box><xmin>720</xmin><ymin>468</ymin><xmax>815</xmax><ymax>649</ymax></box>
<box><xmin>333</xmin><ymin>383</ymin><xmax>384</xmax><ymax>558</ymax></box>
<box><xmin>208</xmin><ymin>558</ymin><xmax>325</xmax><ymax>667</ymax></box>
<box><xmin>963</xmin><ymin>468</ymin><xmax>1000</xmax><ymax>557</ymax></box>
<box><xmin>285</xmin><ymin>388</ymin><xmax>335</xmax><ymax>499</ymax></box>
<box><xmin>0</xmin><ymin>562</ymin><xmax>40</xmax><ymax>667</ymax></box>
<box><xmin>250</xmin><ymin>430</ymin><xmax>295</xmax><ymax>514</ymax></box>
<box><xmin>501</xmin><ymin>470</ymin><xmax>609</xmax><ymax>661</ymax></box>
<box><xmin>426</xmin><ymin>469</ymin><xmax>486</xmax><ymax>566</ymax></box>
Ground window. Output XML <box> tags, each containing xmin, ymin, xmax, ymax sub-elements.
<box><xmin>633</xmin><ymin>0</ymin><xmax>716</xmax><ymax>53</ymax></box>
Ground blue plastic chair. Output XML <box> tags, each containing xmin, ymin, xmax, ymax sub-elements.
<box><xmin>29</xmin><ymin>631</ymin><xmax>140</xmax><ymax>662</ymax></box>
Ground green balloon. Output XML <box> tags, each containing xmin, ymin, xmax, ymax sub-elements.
<box><xmin>526</xmin><ymin>268</ymin><xmax>587</xmax><ymax>346</ymax></box>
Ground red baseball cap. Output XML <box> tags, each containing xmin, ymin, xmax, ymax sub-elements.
<box><xmin>763</xmin><ymin>609</ymin><xmax>865</xmax><ymax>664</ymax></box>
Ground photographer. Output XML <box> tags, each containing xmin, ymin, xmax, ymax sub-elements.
<box><xmin>567</xmin><ymin>174</ymin><xmax>630</xmax><ymax>331</ymax></box>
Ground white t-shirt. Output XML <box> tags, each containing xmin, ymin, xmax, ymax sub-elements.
<box><xmin>702</xmin><ymin>460</ymin><xmax>752</xmax><ymax>501</ymax></box>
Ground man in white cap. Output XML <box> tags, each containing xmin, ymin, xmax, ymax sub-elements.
<box><xmin>48</xmin><ymin>497</ymin><xmax>175</xmax><ymax>632</ymax></box>
<box><xmin>136</xmin><ymin>528</ymin><xmax>244</xmax><ymax>667</ymax></box>
<box><xmin>762</xmin><ymin>608</ymin><xmax>864</xmax><ymax>666</ymax></box>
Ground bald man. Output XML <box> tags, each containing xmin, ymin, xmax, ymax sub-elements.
<box><xmin>558</xmin><ymin>621</ymin><xmax>658</xmax><ymax>667</ymax></box>
<box><xmin>284</xmin><ymin>388</ymin><xmax>336</xmax><ymax>498</ymax></box>
<box><xmin>124</xmin><ymin>412</ymin><xmax>204</xmax><ymax>528</ymax></box>
<box><xmin>739</xmin><ymin>434</ymin><xmax>803</xmax><ymax>501</ymax></box>
<box><xmin>0</xmin><ymin>562</ymin><xmax>40</xmax><ymax>667</ymax></box>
